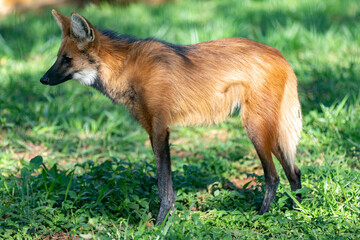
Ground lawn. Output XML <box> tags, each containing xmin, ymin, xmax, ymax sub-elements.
<box><xmin>0</xmin><ymin>0</ymin><xmax>359</xmax><ymax>239</ymax></box>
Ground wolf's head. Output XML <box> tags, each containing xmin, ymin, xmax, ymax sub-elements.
<box><xmin>40</xmin><ymin>10</ymin><xmax>99</xmax><ymax>86</ymax></box>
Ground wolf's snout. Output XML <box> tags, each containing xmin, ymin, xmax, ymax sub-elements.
<box><xmin>40</xmin><ymin>76</ymin><xmax>50</xmax><ymax>85</ymax></box>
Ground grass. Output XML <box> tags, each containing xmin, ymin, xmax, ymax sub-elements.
<box><xmin>0</xmin><ymin>0</ymin><xmax>359</xmax><ymax>239</ymax></box>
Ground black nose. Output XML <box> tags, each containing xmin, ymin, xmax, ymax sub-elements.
<box><xmin>40</xmin><ymin>76</ymin><xmax>49</xmax><ymax>85</ymax></box>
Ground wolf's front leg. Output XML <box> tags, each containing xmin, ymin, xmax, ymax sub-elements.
<box><xmin>150</xmin><ymin>126</ymin><xmax>176</xmax><ymax>225</ymax></box>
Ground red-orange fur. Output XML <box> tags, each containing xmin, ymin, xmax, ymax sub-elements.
<box><xmin>48</xmin><ymin>10</ymin><xmax>302</xmax><ymax>220</ymax></box>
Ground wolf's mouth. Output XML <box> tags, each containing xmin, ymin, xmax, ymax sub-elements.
<box><xmin>40</xmin><ymin>74</ymin><xmax>72</xmax><ymax>86</ymax></box>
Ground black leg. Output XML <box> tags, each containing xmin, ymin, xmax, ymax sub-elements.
<box><xmin>151</xmin><ymin>128</ymin><xmax>176</xmax><ymax>225</ymax></box>
<box><xmin>258</xmin><ymin>172</ymin><xmax>280</xmax><ymax>215</ymax></box>
<box><xmin>273</xmin><ymin>148</ymin><xmax>302</xmax><ymax>207</ymax></box>
<box><xmin>255</xmin><ymin>148</ymin><xmax>280</xmax><ymax>215</ymax></box>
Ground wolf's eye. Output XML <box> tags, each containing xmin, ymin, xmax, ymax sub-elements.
<box><xmin>62</xmin><ymin>55</ymin><xmax>72</xmax><ymax>64</ymax></box>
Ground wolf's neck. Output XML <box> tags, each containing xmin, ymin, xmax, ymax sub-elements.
<box><xmin>91</xmin><ymin>33</ymin><xmax>129</xmax><ymax>99</ymax></box>
<box><xmin>91</xmin><ymin>75</ymin><xmax>113</xmax><ymax>100</ymax></box>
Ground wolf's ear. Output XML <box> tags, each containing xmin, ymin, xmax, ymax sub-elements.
<box><xmin>70</xmin><ymin>13</ymin><xmax>95</xmax><ymax>42</ymax></box>
<box><xmin>52</xmin><ymin>9</ymin><xmax>70</xmax><ymax>37</ymax></box>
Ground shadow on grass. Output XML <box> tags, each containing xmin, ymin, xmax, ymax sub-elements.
<box><xmin>1</xmin><ymin>156</ymin><xmax>265</xmax><ymax>235</ymax></box>
<box><xmin>215</xmin><ymin>0</ymin><xmax>360</xmax><ymax>37</ymax></box>
<box><xmin>298</xmin><ymin>63</ymin><xmax>360</xmax><ymax>113</ymax></box>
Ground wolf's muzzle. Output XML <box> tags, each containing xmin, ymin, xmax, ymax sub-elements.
<box><xmin>40</xmin><ymin>76</ymin><xmax>50</xmax><ymax>85</ymax></box>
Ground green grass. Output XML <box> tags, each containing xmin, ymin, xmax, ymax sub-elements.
<box><xmin>0</xmin><ymin>0</ymin><xmax>360</xmax><ymax>239</ymax></box>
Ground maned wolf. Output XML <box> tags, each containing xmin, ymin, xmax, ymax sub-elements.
<box><xmin>40</xmin><ymin>10</ymin><xmax>302</xmax><ymax>224</ymax></box>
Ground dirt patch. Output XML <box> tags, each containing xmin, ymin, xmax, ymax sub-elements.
<box><xmin>229</xmin><ymin>177</ymin><xmax>257</xmax><ymax>189</ymax></box>
<box><xmin>168</xmin><ymin>129</ymin><xmax>230</xmax><ymax>158</ymax></box>
<box><xmin>228</xmin><ymin>167</ymin><xmax>263</xmax><ymax>189</ymax></box>
<box><xmin>8</xmin><ymin>142</ymin><xmax>49</xmax><ymax>161</ymax></box>
<box><xmin>39</xmin><ymin>231</ymin><xmax>78</xmax><ymax>240</ymax></box>
<box><xmin>202</xmin><ymin>129</ymin><xmax>229</xmax><ymax>142</ymax></box>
